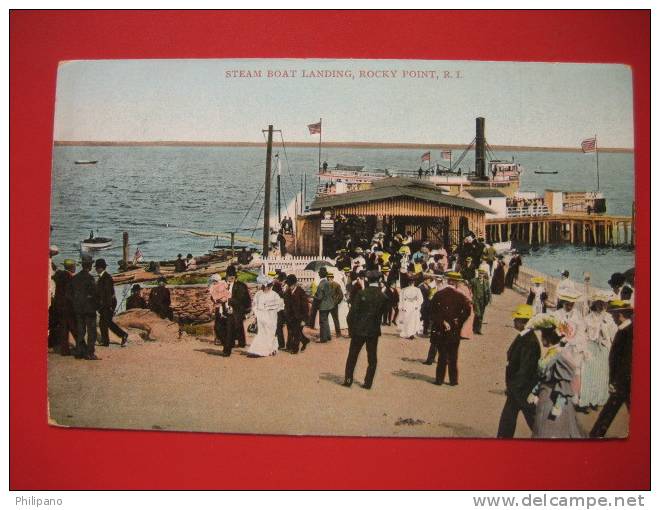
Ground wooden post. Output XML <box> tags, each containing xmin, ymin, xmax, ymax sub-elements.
<box><xmin>263</xmin><ymin>125</ymin><xmax>273</xmax><ymax>257</ymax></box>
<box><xmin>230</xmin><ymin>232</ymin><xmax>235</xmax><ymax>260</ymax></box>
<box><xmin>122</xmin><ymin>232</ymin><xmax>129</xmax><ymax>266</ymax></box>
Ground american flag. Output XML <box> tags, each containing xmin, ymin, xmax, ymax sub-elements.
<box><xmin>421</xmin><ymin>151</ymin><xmax>431</xmax><ymax>162</ymax></box>
<box><xmin>308</xmin><ymin>121</ymin><xmax>322</xmax><ymax>134</ymax></box>
<box><xmin>441</xmin><ymin>150</ymin><xmax>452</xmax><ymax>160</ymax></box>
<box><xmin>581</xmin><ymin>137</ymin><xmax>597</xmax><ymax>153</ymax></box>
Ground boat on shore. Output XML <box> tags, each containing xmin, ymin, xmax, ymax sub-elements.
<box><xmin>74</xmin><ymin>160</ymin><xmax>98</xmax><ymax>165</ymax></box>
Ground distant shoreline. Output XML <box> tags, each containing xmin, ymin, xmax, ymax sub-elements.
<box><xmin>54</xmin><ymin>140</ymin><xmax>633</xmax><ymax>153</ymax></box>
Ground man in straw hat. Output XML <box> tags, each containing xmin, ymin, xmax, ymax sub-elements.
<box><xmin>51</xmin><ymin>258</ymin><xmax>78</xmax><ymax>355</ymax></box>
<box><xmin>590</xmin><ymin>300</ymin><xmax>633</xmax><ymax>437</ymax></box>
<box><xmin>527</xmin><ymin>276</ymin><xmax>548</xmax><ymax>315</ymax></box>
<box><xmin>497</xmin><ymin>304</ymin><xmax>541</xmax><ymax>438</ymax></box>
<box><xmin>427</xmin><ymin>271</ymin><xmax>471</xmax><ymax>385</ymax></box>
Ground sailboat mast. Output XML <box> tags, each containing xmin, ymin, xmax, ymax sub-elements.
<box><xmin>263</xmin><ymin>125</ymin><xmax>273</xmax><ymax>257</ymax></box>
<box><xmin>276</xmin><ymin>154</ymin><xmax>282</xmax><ymax>223</ymax></box>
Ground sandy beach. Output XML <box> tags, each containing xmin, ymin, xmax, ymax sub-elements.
<box><xmin>47</xmin><ymin>287</ymin><xmax>628</xmax><ymax>438</ymax></box>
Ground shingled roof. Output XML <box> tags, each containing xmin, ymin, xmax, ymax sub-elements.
<box><xmin>309</xmin><ymin>177</ymin><xmax>494</xmax><ymax>214</ymax></box>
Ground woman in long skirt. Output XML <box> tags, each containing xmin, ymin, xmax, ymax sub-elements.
<box><xmin>398</xmin><ymin>276</ymin><xmax>423</xmax><ymax>339</ymax></box>
<box><xmin>528</xmin><ymin>315</ymin><xmax>584</xmax><ymax>438</ymax></box>
<box><xmin>579</xmin><ymin>295</ymin><xmax>617</xmax><ymax>409</ymax></box>
<box><xmin>491</xmin><ymin>256</ymin><xmax>506</xmax><ymax>295</ymax></box>
<box><xmin>248</xmin><ymin>279</ymin><xmax>284</xmax><ymax>357</ymax></box>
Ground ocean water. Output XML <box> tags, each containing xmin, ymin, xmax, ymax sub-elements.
<box><xmin>49</xmin><ymin>145</ymin><xmax>635</xmax><ymax>288</ymax></box>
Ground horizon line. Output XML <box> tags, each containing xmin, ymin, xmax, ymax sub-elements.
<box><xmin>53</xmin><ymin>140</ymin><xmax>634</xmax><ymax>153</ymax></box>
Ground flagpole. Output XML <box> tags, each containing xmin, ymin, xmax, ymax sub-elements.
<box><xmin>595</xmin><ymin>134</ymin><xmax>600</xmax><ymax>191</ymax></box>
<box><xmin>318</xmin><ymin>118</ymin><xmax>322</xmax><ymax>186</ymax></box>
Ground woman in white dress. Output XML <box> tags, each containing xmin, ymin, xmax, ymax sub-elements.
<box><xmin>329</xmin><ymin>267</ymin><xmax>350</xmax><ymax>330</ymax></box>
<box><xmin>248</xmin><ymin>279</ymin><xmax>284</xmax><ymax>357</ymax></box>
<box><xmin>578</xmin><ymin>294</ymin><xmax>618</xmax><ymax>410</ymax></box>
<box><xmin>398</xmin><ymin>275</ymin><xmax>423</xmax><ymax>339</ymax></box>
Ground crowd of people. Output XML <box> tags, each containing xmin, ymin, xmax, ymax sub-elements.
<box><xmin>48</xmin><ymin>246</ymin><xmax>175</xmax><ymax>359</ymax></box>
<box><xmin>48</xmin><ymin>230</ymin><xmax>635</xmax><ymax>438</ymax></box>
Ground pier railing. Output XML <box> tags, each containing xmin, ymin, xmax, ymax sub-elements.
<box><xmin>512</xmin><ymin>261</ymin><xmax>609</xmax><ymax>310</ymax></box>
<box><xmin>263</xmin><ymin>255</ymin><xmax>335</xmax><ymax>287</ymax></box>
<box><xmin>506</xmin><ymin>205</ymin><xmax>549</xmax><ymax>218</ymax></box>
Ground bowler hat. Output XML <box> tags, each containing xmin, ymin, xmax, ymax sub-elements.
<box><xmin>94</xmin><ymin>258</ymin><xmax>107</xmax><ymax>269</ymax></box>
<box><xmin>131</xmin><ymin>284</ymin><xmax>142</xmax><ymax>292</ymax></box>
<box><xmin>608</xmin><ymin>272</ymin><xmax>626</xmax><ymax>287</ymax></box>
<box><xmin>226</xmin><ymin>265</ymin><xmax>237</xmax><ymax>277</ymax></box>
<box><xmin>318</xmin><ymin>267</ymin><xmax>328</xmax><ymax>277</ymax></box>
<box><xmin>286</xmin><ymin>274</ymin><xmax>297</xmax><ymax>285</ymax></box>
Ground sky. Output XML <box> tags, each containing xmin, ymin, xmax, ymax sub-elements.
<box><xmin>53</xmin><ymin>59</ymin><xmax>634</xmax><ymax>148</ymax></box>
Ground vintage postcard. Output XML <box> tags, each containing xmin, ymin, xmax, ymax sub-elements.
<box><xmin>47</xmin><ymin>58</ymin><xmax>634</xmax><ymax>438</ymax></box>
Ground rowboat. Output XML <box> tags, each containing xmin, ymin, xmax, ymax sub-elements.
<box><xmin>74</xmin><ymin>160</ymin><xmax>98</xmax><ymax>165</ymax></box>
<box><xmin>80</xmin><ymin>236</ymin><xmax>113</xmax><ymax>250</ymax></box>
<box><xmin>534</xmin><ymin>170</ymin><xmax>558</xmax><ymax>174</ymax></box>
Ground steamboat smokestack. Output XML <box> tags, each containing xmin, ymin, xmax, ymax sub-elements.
<box><xmin>475</xmin><ymin>117</ymin><xmax>486</xmax><ymax>180</ymax></box>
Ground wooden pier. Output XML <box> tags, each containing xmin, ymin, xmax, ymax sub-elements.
<box><xmin>485</xmin><ymin>213</ymin><xmax>634</xmax><ymax>247</ymax></box>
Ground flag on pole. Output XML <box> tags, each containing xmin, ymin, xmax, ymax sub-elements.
<box><xmin>441</xmin><ymin>150</ymin><xmax>452</xmax><ymax>160</ymax></box>
<box><xmin>133</xmin><ymin>247</ymin><xmax>144</xmax><ymax>264</ymax></box>
<box><xmin>581</xmin><ymin>137</ymin><xmax>597</xmax><ymax>153</ymax></box>
<box><xmin>308</xmin><ymin>121</ymin><xmax>322</xmax><ymax>134</ymax></box>
<box><xmin>421</xmin><ymin>151</ymin><xmax>431</xmax><ymax>162</ymax></box>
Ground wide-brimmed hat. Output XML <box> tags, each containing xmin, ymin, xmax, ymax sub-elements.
<box><xmin>512</xmin><ymin>304</ymin><xmax>533</xmax><ymax>320</ymax></box>
<box><xmin>591</xmin><ymin>292</ymin><xmax>610</xmax><ymax>303</ymax></box>
<box><xmin>558</xmin><ymin>290</ymin><xmax>581</xmax><ymax>303</ymax></box>
<box><xmin>531</xmin><ymin>276</ymin><xmax>545</xmax><ymax>284</ymax></box>
<box><xmin>267</xmin><ymin>270</ymin><xmax>277</xmax><ymax>277</ymax></box>
<box><xmin>62</xmin><ymin>258</ymin><xmax>76</xmax><ymax>269</ymax></box>
<box><xmin>445</xmin><ymin>271</ymin><xmax>462</xmax><ymax>281</ymax></box>
<box><xmin>608</xmin><ymin>299</ymin><xmax>633</xmax><ymax>312</ymax></box>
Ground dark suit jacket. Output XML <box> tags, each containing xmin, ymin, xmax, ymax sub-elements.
<box><xmin>68</xmin><ymin>270</ymin><xmax>98</xmax><ymax>315</ymax></box>
<box><xmin>347</xmin><ymin>285</ymin><xmax>387</xmax><ymax>338</ymax></box>
<box><xmin>284</xmin><ymin>285</ymin><xmax>309</xmax><ymax>322</ymax></box>
<box><xmin>505</xmin><ymin>329</ymin><xmax>541</xmax><ymax>405</ymax></box>
<box><xmin>609</xmin><ymin>322</ymin><xmax>633</xmax><ymax>395</ymax></box>
<box><xmin>428</xmin><ymin>286</ymin><xmax>471</xmax><ymax>340</ymax></box>
<box><xmin>97</xmin><ymin>271</ymin><xmax>117</xmax><ymax>310</ymax></box>
<box><xmin>228</xmin><ymin>280</ymin><xmax>251</xmax><ymax>315</ymax></box>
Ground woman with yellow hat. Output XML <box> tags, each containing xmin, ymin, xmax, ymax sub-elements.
<box><xmin>526</xmin><ymin>314</ymin><xmax>584</xmax><ymax>438</ymax></box>
<box><xmin>526</xmin><ymin>276</ymin><xmax>548</xmax><ymax>315</ymax></box>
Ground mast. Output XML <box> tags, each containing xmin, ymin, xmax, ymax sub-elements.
<box><xmin>276</xmin><ymin>153</ymin><xmax>281</xmax><ymax>223</ymax></box>
<box><xmin>318</xmin><ymin>118</ymin><xmax>322</xmax><ymax>185</ymax></box>
<box><xmin>263</xmin><ymin>125</ymin><xmax>273</xmax><ymax>257</ymax></box>
<box><xmin>595</xmin><ymin>134</ymin><xmax>600</xmax><ymax>191</ymax></box>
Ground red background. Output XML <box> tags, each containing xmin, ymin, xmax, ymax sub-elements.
<box><xmin>10</xmin><ymin>10</ymin><xmax>650</xmax><ymax>490</ymax></box>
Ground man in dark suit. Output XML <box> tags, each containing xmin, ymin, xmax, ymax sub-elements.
<box><xmin>343</xmin><ymin>271</ymin><xmax>388</xmax><ymax>389</ymax></box>
<box><xmin>428</xmin><ymin>271</ymin><xmax>471</xmax><ymax>386</ymax></box>
<box><xmin>271</xmin><ymin>271</ymin><xmax>287</xmax><ymax>350</ymax></box>
<box><xmin>95</xmin><ymin>258</ymin><xmax>128</xmax><ymax>347</ymax></box>
<box><xmin>68</xmin><ymin>255</ymin><xmax>100</xmax><ymax>359</ymax></box>
<box><xmin>51</xmin><ymin>258</ymin><xmax>78</xmax><ymax>355</ymax></box>
<box><xmin>126</xmin><ymin>284</ymin><xmax>148</xmax><ymax>310</ymax></box>
<box><xmin>590</xmin><ymin>300</ymin><xmax>633</xmax><ymax>437</ymax></box>
<box><xmin>283</xmin><ymin>274</ymin><xmax>309</xmax><ymax>354</ymax></box>
<box><xmin>223</xmin><ymin>264</ymin><xmax>252</xmax><ymax>356</ymax></box>
<box><xmin>497</xmin><ymin>304</ymin><xmax>541</xmax><ymax>438</ymax></box>
<box><xmin>418</xmin><ymin>273</ymin><xmax>433</xmax><ymax>336</ymax></box>
<box><xmin>149</xmin><ymin>276</ymin><xmax>173</xmax><ymax>319</ymax></box>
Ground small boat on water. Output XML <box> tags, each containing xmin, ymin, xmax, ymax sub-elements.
<box><xmin>74</xmin><ymin>160</ymin><xmax>98</xmax><ymax>165</ymax></box>
<box><xmin>534</xmin><ymin>170</ymin><xmax>559</xmax><ymax>175</ymax></box>
<box><xmin>80</xmin><ymin>230</ymin><xmax>112</xmax><ymax>250</ymax></box>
